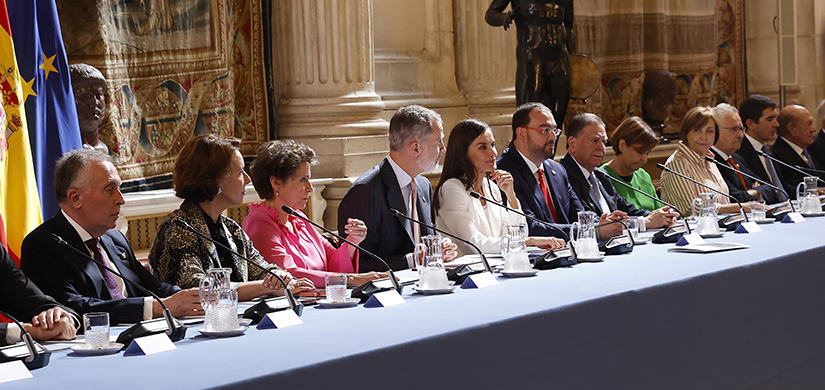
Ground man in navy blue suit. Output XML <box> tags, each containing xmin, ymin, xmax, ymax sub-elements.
<box><xmin>21</xmin><ymin>150</ymin><xmax>203</xmax><ymax>325</ymax></box>
<box><xmin>338</xmin><ymin>105</ymin><xmax>457</xmax><ymax>272</ymax></box>
<box><xmin>496</xmin><ymin>102</ymin><xmax>586</xmax><ymax>239</ymax></box>
<box><xmin>770</xmin><ymin>105</ymin><xmax>825</xmax><ymax>195</ymax></box>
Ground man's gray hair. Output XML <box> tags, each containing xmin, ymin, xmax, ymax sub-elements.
<box><xmin>566</xmin><ymin>113</ymin><xmax>605</xmax><ymax>139</ymax></box>
<box><xmin>54</xmin><ymin>149</ymin><xmax>112</xmax><ymax>204</ymax></box>
<box><xmin>388</xmin><ymin>105</ymin><xmax>442</xmax><ymax>152</ymax></box>
<box><xmin>713</xmin><ymin>103</ymin><xmax>739</xmax><ymax>121</ymax></box>
<box><xmin>817</xmin><ymin>99</ymin><xmax>825</xmax><ymax>125</ymax></box>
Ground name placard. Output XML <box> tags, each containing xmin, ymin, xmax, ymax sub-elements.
<box><xmin>461</xmin><ymin>272</ymin><xmax>498</xmax><ymax>289</ymax></box>
<box><xmin>0</xmin><ymin>360</ymin><xmax>32</xmax><ymax>384</ymax></box>
<box><xmin>364</xmin><ymin>290</ymin><xmax>405</xmax><ymax>308</ymax></box>
<box><xmin>124</xmin><ymin>333</ymin><xmax>176</xmax><ymax>356</ymax></box>
<box><xmin>257</xmin><ymin>310</ymin><xmax>304</xmax><ymax>329</ymax></box>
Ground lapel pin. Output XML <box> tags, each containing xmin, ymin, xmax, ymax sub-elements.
<box><xmin>551</xmin><ymin>170</ymin><xmax>556</xmax><ymax>175</ymax></box>
<box><xmin>119</xmin><ymin>252</ymin><xmax>127</xmax><ymax>259</ymax></box>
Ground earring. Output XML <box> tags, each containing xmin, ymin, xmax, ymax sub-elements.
<box><xmin>216</xmin><ymin>188</ymin><xmax>222</xmax><ymax>195</ymax></box>
<box><xmin>276</xmin><ymin>190</ymin><xmax>279</xmax><ymax>196</ymax></box>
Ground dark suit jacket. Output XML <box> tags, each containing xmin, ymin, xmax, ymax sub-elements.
<box><xmin>560</xmin><ymin>154</ymin><xmax>648</xmax><ymax>217</ymax></box>
<box><xmin>337</xmin><ymin>158</ymin><xmax>434</xmax><ymax>272</ymax></box>
<box><xmin>495</xmin><ymin>146</ymin><xmax>583</xmax><ymax>238</ymax></box>
<box><xmin>733</xmin><ymin>136</ymin><xmax>771</xmax><ymax>183</ymax></box>
<box><xmin>806</xmin><ymin>129</ymin><xmax>825</xmax><ymax>172</ymax></box>
<box><xmin>770</xmin><ymin>136</ymin><xmax>825</xmax><ymax>195</ymax></box>
<box><xmin>1</xmin><ymin>245</ymin><xmax>77</xmax><ymax>345</ymax></box>
<box><xmin>21</xmin><ymin>212</ymin><xmax>180</xmax><ymax>325</ymax></box>
<box><xmin>711</xmin><ymin>149</ymin><xmax>759</xmax><ymax>202</ymax></box>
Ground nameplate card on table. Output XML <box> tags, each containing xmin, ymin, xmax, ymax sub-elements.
<box><xmin>461</xmin><ymin>272</ymin><xmax>498</xmax><ymax>289</ymax></box>
<box><xmin>364</xmin><ymin>290</ymin><xmax>405</xmax><ymax>308</ymax></box>
<box><xmin>782</xmin><ymin>212</ymin><xmax>805</xmax><ymax>223</ymax></box>
<box><xmin>124</xmin><ymin>333</ymin><xmax>176</xmax><ymax>356</ymax></box>
<box><xmin>734</xmin><ymin>221</ymin><xmax>762</xmax><ymax>234</ymax></box>
<box><xmin>0</xmin><ymin>360</ymin><xmax>32</xmax><ymax>384</ymax></box>
<box><xmin>257</xmin><ymin>310</ymin><xmax>303</xmax><ymax>329</ymax></box>
<box><xmin>675</xmin><ymin>233</ymin><xmax>706</xmax><ymax>246</ymax></box>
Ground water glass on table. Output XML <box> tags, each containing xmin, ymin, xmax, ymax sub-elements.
<box><xmin>204</xmin><ymin>290</ymin><xmax>239</xmax><ymax>332</ymax></box>
<box><xmin>325</xmin><ymin>273</ymin><xmax>348</xmax><ymax>303</ymax></box>
<box><xmin>83</xmin><ymin>312</ymin><xmax>110</xmax><ymax>350</ymax></box>
<box><xmin>751</xmin><ymin>200</ymin><xmax>766</xmax><ymax>221</ymax></box>
<box><xmin>626</xmin><ymin>217</ymin><xmax>640</xmax><ymax>240</ymax></box>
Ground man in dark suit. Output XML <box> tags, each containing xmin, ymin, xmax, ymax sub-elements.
<box><xmin>806</xmin><ymin>99</ymin><xmax>825</xmax><ymax>170</ymax></box>
<box><xmin>1</xmin><ymin>245</ymin><xmax>77</xmax><ymax>346</ymax></box>
<box><xmin>711</xmin><ymin>103</ymin><xmax>776</xmax><ymax>202</ymax></box>
<box><xmin>21</xmin><ymin>150</ymin><xmax>203</xmax><ymax>325</ymax></box>
<box><xmin>338</xmin><ymin>105</ymin><xmax>457</xmax><ymax>272</ymax></box>
<box><xmin>732</xmin><ymin>95</ymin><xmax>786</xmax><ymax>202</ymax></box>
<box><xmin>560</xmin><ymin>113</ymin><xmax>677</xmax><ymax>237</ymax></box>
<box><xmin>496</xmin><ymin>102</ymin><xmax>584</xmax><ymax>239</ymax></box>
<box><xmin>771</xmin><ymin>105</ymin><xmax>825</xmax><ymax>195</ymax></box>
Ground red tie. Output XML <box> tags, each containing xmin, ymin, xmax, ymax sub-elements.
<box><xmin>86</xmin><ymin>238</ymin><xmax>125</xmax><ymax>299</ymax></box>
<box><xmin>726</xmin><ymin>157</ymin><xmax>747</xmax><ymax>189</ymax></box>
<box><xmin>537</xmin><ymin>168</ymin><xmax>559</xmax><ymax>223</ymax></box>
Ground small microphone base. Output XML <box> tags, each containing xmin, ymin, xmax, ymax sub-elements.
<box><xmin>767</xmin><ymin>205</ymin><xmax>791</xmax><ymax>221</ymax></box>
<box><xmin>652</xmin><ymin>223</ymin><xmax>688</xmax><ymax>244</ymax></box>
<box><xmin>447</xmin><ymin>264</ymin><xmax>485</xmax><ymax>284</ymax></box>
<box><xmin>533</xmin><ymin>248</ymin><xmax>576</xmax><ymax>270</ymax></box>
<box><xmin>599</xmin><ymin>234</ymin><xmax>634</xmax><ymax>255</ymax></box>
<box><xmin>718</xmin><ymin>214</ymin><xmax>744</xmax><ymax>231</ymax></box>
<box><xmin>351</xmin><ymin>277</ymin><xmax>403</xmax><ymax>303</ymax></box>
<box><xmin>0</xmin><ymin>343</ymin><xmax>50</xmax><ymax>370</ymax></box>
<box><xmin>243</xmin><ymin>296</ymin><xmax>304</xmax><ymax>324</ymax></box>
<box><xmin>115</xmin><ymin>318</ymin><xmax>188</xmax><ymax>346</ymax></box>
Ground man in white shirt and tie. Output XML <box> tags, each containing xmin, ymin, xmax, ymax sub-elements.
<box><xmin>732</xmin><ymin>94</ymin><xmax>786</xmax><ymax>202</ymax></box>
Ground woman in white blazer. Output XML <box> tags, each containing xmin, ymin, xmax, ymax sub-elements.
<box><xmin>435</xmin><ymin>118</ymin><xmax>565</xmax><ymax>256</ymax></box>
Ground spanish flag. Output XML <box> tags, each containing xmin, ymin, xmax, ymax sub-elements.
<box><xmin>0</xmin><ymin>0</ymin><xmax>42</xmax><ymax>265</ymax></box>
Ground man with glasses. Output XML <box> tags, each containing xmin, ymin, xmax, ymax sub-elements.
<box><xmin>560</xmin><ymin>113</ymin><xmax>677</xmax><ymax>237</ymax></box>
<box><xmin>712</xmin><ymin>103</ymin><xmax>776</xmax><ymax>202</ymax></box>
<box><xmin>496</xmin><ymin>102</ymin><xmax>584</xmax><ymax>239</ymax></box>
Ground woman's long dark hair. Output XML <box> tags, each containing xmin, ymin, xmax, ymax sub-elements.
<box><xmin>434</xmin><ymin>118</ymin><xmax>491</xmax><ymax>212</ymax></box>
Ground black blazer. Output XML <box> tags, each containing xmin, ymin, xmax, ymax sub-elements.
<box><xmin>337</xmin><ymin>158</ymin><xmax>434</xmax><ymax>272</ymax></box>
<box><xmin>806</xmin><ymin>129</ymin><xmax>825</xmax><ymax>172</ymax></box>
<box><xmin>711</xmin><ymin>149</ymin><xmax>759</xmax><ymax>202</ymax></box>
<box><xmin>560</xmin><ymin>154</ymin><xmax>648</xmax><ymax>217</ymax></box>
<box><xmin>1</xmin><ymin>245</ymin><xmax>78</xmax><ymax>345</ymax></box>
<box><xmin>733</xmin><ymin>136</ymin><xmax>771</xmax><ymax>183</ymax></box>
<box><xmin>495</xmin><ymin>145</ymin><xmax>583</xmax><ymax>238</ymax></box>
<box><xmin>21</xmin><ymin>212</ymin><xmax>180</xmax><ymax>325</ymax></box>
<box><xmin>770</xmin><ymin>136</ymin><xmax>825</xmax><ymax>195</ymax></box>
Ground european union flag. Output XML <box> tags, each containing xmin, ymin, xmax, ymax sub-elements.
<box><xmin>7</xmin><ymin>0</ymin><xmax>82</xmax><ymax>219</ymax></box>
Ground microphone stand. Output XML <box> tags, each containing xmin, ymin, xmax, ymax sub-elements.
<box><xmin>173</xmin><ymin>220</ymin><xmax>303</xmax><ymax>321</ymax></box>
<box><xmin>50</xmin><ymin>234</ymin><xmax>186</xmax><ymax>346</ymax></box>
<box><xmin>0</xmin><ymin>309</ymin><xmax>50</xmax><ymax>370</ymax></box>
<box><xmin>280</xmin><ymin>206</ymin><xmax>402</xmax><ymax>297</ymax></box>
<box><xmin>705</xmin><ymin>155</ymin><xmax>794</xmax><ymax>217</ymax></box>
<box><xmin>756</xmin><ymin>149</ymin><xmax>825</xmax><ymax>186</ymax></box>
<box><xmin>657</xmin><ymin>163</ymin><xmax>748</xmax><ymax>229</ymax></box>
<box><xmin>602</xmin><ymin>173</ymin><xmax>692</xmax><ymax>237</ymax></box>
<box><xmin>468</xmin><ymin>191</ymin><xmax>579</xmax><ymax>267</ymax></box>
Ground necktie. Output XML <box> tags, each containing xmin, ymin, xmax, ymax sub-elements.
<box><xmin>537</xmin><ymin>168</ymin><xmax>559</xmax><ymax>222</ymax></box>
<box><xmin>761</xmin><ymin>145</ymin><xmax>787</xmax><ymax>202</ymax></box>
<box><xmin>802</xmin><ymin>149</ymin><xmax>814</xmax><ymax>168</ymax></box>
<box><xmin>727</xmin><ymin>157</ymin><xmax>748</xmax><ymax>189</ymax></box>
<box><xmin>409</xmin><ymin>180</ymin><xmax>421</xmax><ymax>244</ymax></box>
<box><xmin>587</xmin><ymin>173</ymin><xmax>608</xmax><ymax>214</ymax></box>
<box><xmin>85</xmin><ymin>238</ymin><xmax>125</xmax><ymax>299</ymax></box>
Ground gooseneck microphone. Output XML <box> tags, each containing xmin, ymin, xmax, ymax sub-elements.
<box><xmin>390</xmin><ymin>208</ymin><xmax>493</xmax><ymax>275</ymax></box>
<box><xmin>756</xmin><ymin>149</ymin><xmax>825</xmax><ymax>186</ymax></box>
<box><xmin>174</xmin><ymin>219</ymin><xmax>302</xmax><ymax>320</ymax></box>
<box><xmin>50</xmin><ymin>233</ymin><xmax>186</xmax><ymax>346</ymax></box>
<box><xmin>469</xmin><ymin>191</ymin><xmax>571</xmax><ymax>240</ymax></box>
<box><xmin>793</xmin><ymin>165</ymin><xmax>825</xmax><ymax>175</ymax></box>
<box><xmin>657</xmin><ymin>163</ymin><xmax>749</xmax><ymax>223</ymax></box>
<box><xmin>280</xmin><ymin>206</ymin><xmax>401</xmax><ymax>293</ymax></box>
<box><xmin>0</xmin><ymin>309</ymin><xmax>50</xmax><ymax>369</ymax></box>
<box><xmin>705</xmin><ymin>155</ymin><xmax>794</xmax><ymax>211</ymax></box>
<box><xmin>602</xmin><ymin>173</ymin><xmax>692</xmax><ymax>235</ymax></box>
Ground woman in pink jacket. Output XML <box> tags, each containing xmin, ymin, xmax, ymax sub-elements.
<box><xmin>243</xmin><ymin>140</ymin><xmax>388</xmax><ymax>287</ymax></box>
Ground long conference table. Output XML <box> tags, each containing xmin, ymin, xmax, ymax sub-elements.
<box><xmin>5</xmin><ymin>216</ymin><xmax>825</xmax><ymax>389</ymax></box>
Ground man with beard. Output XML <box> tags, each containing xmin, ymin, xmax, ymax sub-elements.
<box><xmin>70</xmin><ymin>64</ymin><xmax>108</xmax><ymax>154</ymax></box>
<box><xmin>338</xmin><ymin>105</ymin><xmax>457</xmax><ymax>272</ymax></box>
<box><xmin>495</xmin><ymin>102</ymin><xmax>585</xmax><ymax>239</ymax></box>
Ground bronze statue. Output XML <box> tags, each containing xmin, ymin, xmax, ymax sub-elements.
<box><xmin>69</xmin><ymin>63</ymin><xmax>109</xmax><ymax>154</ymax></box>
<box><xmin>486</xmin><ymin>0</ymin><xmax>575</xmax><ymax>125</ymax></box>
<box><xmin>641</xmin><ymin>70</ymin><xmax>677</xmax><ymax>143</ymax></box>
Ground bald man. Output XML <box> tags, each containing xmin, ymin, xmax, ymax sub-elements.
<box><xmin>806</xmin><ymin>99</ymin><xmax>825</xmax><ymax>170</ymax></box>
<box><xmin>770</xmin><ymin>105</ymin><xmax>825</xmax><ymax>195</ymax></box>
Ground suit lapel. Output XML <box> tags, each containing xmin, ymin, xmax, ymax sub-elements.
<box><xmin>52</xmin><ymin>213</ymin><xmax>109</xmax><ymax>299</ymax></box>
<box><xmin>415</xmin><ymin>176</ymin><xmax>432</xmax><ymax>232</ymax></box>
<box><xmin>504</xmin><ymin>147</ymin><xmax>550</xmax><ymax>219</ymax></box>
<box><xmin>380</xmin><ymin>160</ymin><xmax>414</xmax><ymax>243</ymax></box>
<box><xmin>99</xmin><ymin>234</ymin><xmax>140</xmax><ymax>298</ymax></box>
<box><xmin>562</xmin><ymin>155</ymin><xmax>597</xmax><ymax>213</ymax></box>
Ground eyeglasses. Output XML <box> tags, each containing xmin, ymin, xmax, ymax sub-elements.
<box><xmin>724</xmin><ymin>126</ymin><xmax>745</xmax><ymax>133</ymax></box>
<box><xmin>520</xmin><ymin>126</ymin><xmax>561</xmax><ymax>136</ymax></box>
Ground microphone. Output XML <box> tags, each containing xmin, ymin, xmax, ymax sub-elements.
<box><xmin>50</xmin><ymin>234</ymin><xmax>186</xmax><ymax>346</ymax></box>
<box><xmin>793</xmin><ymin>165</ymin><xmax>825</xmax><ymax>176</ymax></box>
<box><xmin>389</xmin><ymin>208</ymin><xmax>495</xmax><ymax>279</ymax></box>
<box><xmin>173</xmin><ymin>219</ymin><xmax>303</xmax><ymax>322</ymax></box>
<box><xmin>705</xmin><ymin>155</ymin><xmax>794</xmax><ymax>215</ymax></box>
<box><xmin>280</xmin><ymin>206</ymin><xmax>402</xmax><ymax>300</ymax></box>
<box><xmin>757</xmin><ymin>149</ymin><xmax>825</xmax><ymax>185</ymax></box>
<box><xmin>601</xmin><ymin>172</ymin><xmax>691</xmax><ymax>242</ymax></box>
<box><xmin>0</xmin><ymin>309</ymin><xmax>51</xmax><ymax>370</ymax></box>
<box><xmin>468</xmin><ymin>191</ymin><xmax>577</xmax><ymax>268</ymax></box>
<box><xmin>657</xmin><ymin>163</ymin><xmax>749</xmax><ymax>227</ymax></box>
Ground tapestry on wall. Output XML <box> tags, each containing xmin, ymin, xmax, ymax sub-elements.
<box><xmin>57</xmin><ymin>0</ymin><xmax>269</xmax><ymax>191</ymax></box>
<box><xmin>566</xmin><ymin>0</ymin><xmax>745</xmax><ymax>138</ymax></box>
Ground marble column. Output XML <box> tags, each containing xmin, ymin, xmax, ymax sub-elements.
<box><xmin>272</xmin><ymin>0</ymin><xmax>389</xmax><ymax>180</ymax></box>
<box><xmin>453</xmin><ymin>0</ymin><xmax>518</xmax><ymax>144</ymax></box>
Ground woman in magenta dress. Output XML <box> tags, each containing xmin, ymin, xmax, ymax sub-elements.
<box><xmin>243</xmin><ymin>140</ymin><xmax>388</xmax><ymax>287</ymax></box>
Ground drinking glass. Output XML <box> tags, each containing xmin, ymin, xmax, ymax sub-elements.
<box><xmin>203</xmin><ymin>290</ymin><xmax>239</xmax><ymax>332</ymax></box>
<box><xmin>751</xmin><ymin>200</ymin><xmax>766</xmax><ymax>221</ymax></box>
<box><xmin>325</xmin><ymin>273</ymin><xmax>348</xmax><ymax>303</ymax></box>
<box><xmin>84</xmin><ymin>312</ymin><xmax>110</xmax><ymax>350</ymax></box>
